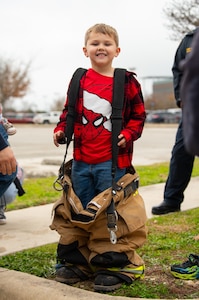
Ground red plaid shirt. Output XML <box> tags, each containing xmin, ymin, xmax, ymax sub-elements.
<box><xmin>54</xmin><ymin>69</ymin><xmax>146</xmax><ymax>168</ymax></box>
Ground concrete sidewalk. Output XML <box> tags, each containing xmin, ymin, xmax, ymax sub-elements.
<box><xmin>0</xmin><ymin>177</ymin><xmax>199</xmax><ymax>299</ymax></box>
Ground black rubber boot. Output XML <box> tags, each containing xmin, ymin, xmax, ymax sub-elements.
<box><xmin>56</xmin><ymin>265</ymin><xmax>89</xmax><ymax>284</ymax></box>
<box><xmin>94</xmin><ymin>273</ymin><xmax>124</xmax><ymax>292</ymax></box>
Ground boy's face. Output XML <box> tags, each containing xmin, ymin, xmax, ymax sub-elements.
<box><xmin>83</xmin><ymin>31</ymin><xmax>120</xmax><ymax>68</ymax></box>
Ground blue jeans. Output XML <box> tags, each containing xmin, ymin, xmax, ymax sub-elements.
<box><xmin>72</xmin><ymin>160</ymin><xmax>126</xmax><ymax>208</ymax></box>
<box><xmin>164</xmin><ymin>120</ymin><xmax>195</xmax><ymax>206</ymax></box>
<box><xmin>0</xmin><ymin>182</ymin><xmax>17</xmax><ymax>206</ymax></box>
<box><xmin>0</xmin><ymin>124</ymin><xmax>17</xmax><ymax>198</ymax></box>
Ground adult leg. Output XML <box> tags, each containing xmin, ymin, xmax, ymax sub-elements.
<box><xmin>0</xmin><ymin>179</ymin><xmax>17</xmax><ymax>224</ymax></box>
<box><xmin>0</xmin><ymin>172</ymin><xmax>17</xmax><ymax>198</ymax></box>
<box><xmin>0</xmin><ymin>182</ymin><xmax>17</xmax><ymax>206</ymax></box>
<box><xmin>152</xmin><ymin>121</ymin><xmax>194</xmax><ymax>215</ymax></box>
<box><xmin>0</xmin><ymin>124</ymin><xmax>16</xmax><ymax>197</ymax></box>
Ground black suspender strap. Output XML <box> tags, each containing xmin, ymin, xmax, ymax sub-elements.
<box><xmin>57</xmin><ymin>68</ymin><xmax>87</xmax><ymax>182</ymax></box>
<box><xmin>107</xmin><ymin>68</ymin><xmax>126</xmax><ymax>244</ymax></box>
<box><xmin>65</xmin><ymin>68</ymin><xmax>87</xmax><ymax>148</ymax></box>
<box><xmin>111</xmin><ymin>68</ymin><xmax>126</xmax><ymax>180</ymax></box>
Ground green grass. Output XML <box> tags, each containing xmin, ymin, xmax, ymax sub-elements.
<box><xmin>1</xmin><ymin>209</ymin><xmax>199</xmax><ymax>298</ymax></box>
<box><xmin>6</xmin><ymin>176</ymin><xmax>60</xmax><ymax>210</ymax></box>
<box><xmin>1</xmin><ymin>158</ymin><xmax>199</xmax><ymax>298</ymax></box>
<box><xmin>137</xmin><ymin>157</ymin><xmax>199</xmax><ymax>186</ymax></box>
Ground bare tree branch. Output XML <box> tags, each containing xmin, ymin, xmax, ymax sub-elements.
<box><xmin>51</xmin><ymin>96</ymin><xmax>65</xmax><ymax>111</ymax></box>
<box><xmin>163</xmin><ymin>0</ymin><xmax>199</xmax><ymax>41</ymax></box>
<box><xmin>0</xmin><ymin>59</ymin><xmax>31</xmax><ymax>107</ymax></box>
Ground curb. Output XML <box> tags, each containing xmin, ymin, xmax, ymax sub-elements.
<box><xmin>0</xmin><ymin>268</ymin><xmax>149</xmax><ymax>300</ymax></box>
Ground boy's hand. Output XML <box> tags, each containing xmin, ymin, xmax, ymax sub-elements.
<box><xmin>53</xmin><ymin>131</ymin><xmax>65</xmax><ymax>147</ymax></box>
<box><xmin>118</xmin><ymin>134</ymin><xmax>126</xmax><ymax>148</ymax></box>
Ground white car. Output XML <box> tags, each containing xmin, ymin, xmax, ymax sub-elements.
<box><xmin>33</xmin><ymin>111</ymin><xmax>60</xmax><ymax>124</ymax></box>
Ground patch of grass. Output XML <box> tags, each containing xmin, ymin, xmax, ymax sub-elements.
<box><xmin>111</xmin><ymin>281</ymin><xmax>171</xmax><ymax>299</ymax></box>
<box><xmin>6</xmin><ymin>176</ymin><xmax>58</xmax><ymax>211</ymax></box>
<box><xmin>136</xmin><ymin>157</ymin><xmax>199</xmax><ymax>186</ymax></box>
<box><xmin>0</xmin><ymin>243</ymin><xmax>57</xmax><ymax>278</ymax></box>
<box><xmin>1</xmin><ymin>209</ymin><xmax>199</xmax><ymax>298</ymax></box>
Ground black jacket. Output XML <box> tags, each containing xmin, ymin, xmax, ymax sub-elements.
<box><xmin>172</xmin><ymin>28</ymin><xmax>197</xmax><ymax>107</ymax></box>
<box><xmin>181</xmin><ymin>28</ymin><xmax>199</xmax><ymax>155</ymax></box>
<box><xmin>0</xmin><ymin>133</ymin><xmax>8</xmax><ymax>151</ymax></box>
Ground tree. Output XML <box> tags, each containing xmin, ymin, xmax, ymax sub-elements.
<box><xmin>51</xmin><ymin>96</ymin><xmax>65</xmax><ymax>111</ymax></box>
<box><xmin>163</xmin><ymin>0</ymin><xmax>199</xmax><ymax>41</ymax></box>
<box><xmin>144</xmin><ymin>94</ymin><xmax>176</xmax><ymax>110</ymax></box>
<box><xmin>0</xmin><ymin>59</ymin><xmax>31</xmax><ymax>108</ymax></box>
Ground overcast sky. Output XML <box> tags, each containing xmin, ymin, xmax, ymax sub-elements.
<box><xmin>0</xmin><ymin>0</ymin><xmax>180</xmax><ymax>111</ymax></box>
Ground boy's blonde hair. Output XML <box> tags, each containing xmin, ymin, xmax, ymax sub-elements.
<box><xmin>84</xmin><ymin>23</ymin><xmax>119</xmax><ymax>47</ymax></box>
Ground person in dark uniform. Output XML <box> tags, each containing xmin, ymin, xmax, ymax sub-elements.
<box><xmin>170</xmin><ymin>29</ymin><xmax>199</xmax><ymax>281</ymax></box>
<box><xmin>181</xmin><ymin>28</ymin><xmax>199</xmax><ymax>156</ymax></box>
<box><xmin>152</xmin><ymin>28</ymin><xmax>198</xmax><ymax>215</ymax></box>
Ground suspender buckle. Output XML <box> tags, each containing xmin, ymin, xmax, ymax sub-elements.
<box><xmin>109</xmin><ymin>228</ymin><xmax>117</xmax><ymax>244</ymax></box>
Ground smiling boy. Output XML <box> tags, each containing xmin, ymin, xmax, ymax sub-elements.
<box><xmin>52</xmin><ymin>23</ymin><xmax>147</xmax><ymax>292</ymax></box>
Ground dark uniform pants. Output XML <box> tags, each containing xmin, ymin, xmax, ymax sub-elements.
<box><xmin>164</xmin><ymin>120</ymin><xmax>195</xmax><ymax>205</ymax></box>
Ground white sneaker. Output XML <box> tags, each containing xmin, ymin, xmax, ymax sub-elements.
<box><xmin>2</xmin><ymin>118</ymin><xmax>17</xmax><ymax>135</ymax></box>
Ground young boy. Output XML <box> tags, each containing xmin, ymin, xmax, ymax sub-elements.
<box><xmin>51</xmin><ymin>23</ymin><xmax>147</xmax><ymax>292</ymax></box>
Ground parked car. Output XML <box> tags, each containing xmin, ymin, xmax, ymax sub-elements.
<box><xmin>5</xmin><ymin>113</ymin><xmax>35</xmax><ymax>124</ymax></box>
<box><xmin>33</xmin><ymin>111</ymin><xmax>60</xmax><ymax>124</ymax></box>
<box><xmin>146</xmin><ymin>110</ymin><xmax>165</xmax><ymax>123</ymax></box>
<box><xmin>146</xmin><ymin>110</ymin><xmax>182</xmax><ymax>123</ymax></box>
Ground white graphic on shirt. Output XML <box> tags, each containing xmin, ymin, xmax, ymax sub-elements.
<box><xmin>82</xmin><ymin>90</ymin><xmax>112</xmax><ymax>140</ymax></box>
<box><xmin>83</xmin><ymin>90</ymin><xmax>111</xmax><ymax>130</ymax></box>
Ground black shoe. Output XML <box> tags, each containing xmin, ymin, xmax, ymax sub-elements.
<box><xmin>55</xmin><ymin>265</ymin><xmax>88</xmax><ymax>284</ymax></box>
<box><xmin>94</xmin><ymin>274</ymin><xmax>123</xmax><ymax>292</ymax></box>
<box><xmin>151</xmin><ymin>201</ymin><xmax>180</xmax><ymax>215</ymax></box>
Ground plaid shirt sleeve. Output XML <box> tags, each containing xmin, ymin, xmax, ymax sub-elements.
<box><xmin>117</xmin><ymin>71</ymin><xmax>146</xmax><ymax>168</ymax></box>
<box><xmin>54</xmin><ymin>103</ymin><xmax>67</xmax><ymax>134</ymax></box>
<box><xmin>121</xmin><ymin>72</ymin><xmax>146</xmax><ymax>143</ymax></box>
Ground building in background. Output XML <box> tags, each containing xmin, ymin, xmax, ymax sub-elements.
<box><xmin>153</xmin><ymin>78</ymin><xmax>175</xmax><ymax>109</ymax></box>
<box><xmin>143</xmin><ymin>77</ymin><xmax>175</xmax><ymax>110</ymax></box>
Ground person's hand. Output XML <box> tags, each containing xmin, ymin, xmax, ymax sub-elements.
<box><xmin>0</xmin><ymin>146</ymin><xmax>17</xmax><ymax>175</ymax></box>
<box><xmin>117</xmin><ymin>134</ymin><xmax>126</xmax><ymax>148</ymax></box>
<box><xmin>53</xmin><ymin>130</ymin><xmax>65</xmax><ymax>147</ymax></box>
